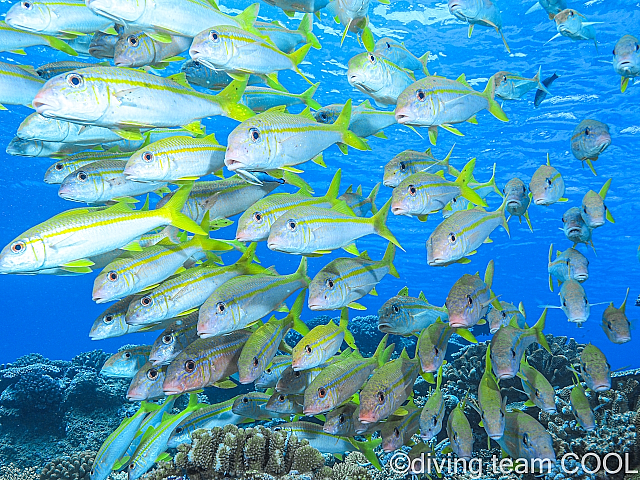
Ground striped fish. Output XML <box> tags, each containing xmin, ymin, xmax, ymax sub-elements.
<box><xmin>487</xmin><ymin>300</ymin><xmax>526</xmax><ymax>334</ymax></box>
<box><xmin>529</xmin><ymin>156</ymin><xmax>567</xmax><ymax>206</ymax></box>
<box><xmin>518</xmin><ymin>356</ymin><xmax>556</xmax><ymax>413</ymax></box>
<box><xmin>256</xmin><ymin>14</ymin><xmax>320</xmax><ymax>53</ymax></box>
<box><xmin>444</xmin><ymin>394</ymin><xmax>473</xmax><ymax>460</ymax></box>
<box><xmin>308</xmin><ymin>243</ymin><xmax>399</xmax><ymax>310</ymax></box>
<box><xmin>338</xmin><ymin>183</ymin><xmax>379</xmax><ymax>217</ymax></box>
<box><xmin>44</xmin><ymin>151</ymin><xmax>133</xmax><ymax>184</ymax></box>
<box><xmin>58</xmin><ymin>160</ymin><xmax>167</xmax><ymax>204</ymax></box>
<box><xmin>125</xmin><ymin>243</ymin><xmax>262</xmax><ymax>326</ymax></box>
<box><xmin>242</xmin><ymin>84</ymin><xmax>321</xmax><ymax>112</ymax></box>
<box><xmin>197</xmin><ymin>257</ymin><xmax>310</xmax><ymax>338</ymax></box>
<box><xmin>36</xmin><ymin>60</ymin><xmax>99</xmax><ymax>80</ymax></box>
<box><xmin>601</xmin><ymin>288</ymin><xmax>632</xmax><ymax>344</ymax></box>
<box><xmin>495</xmin><ymin>411</ymin><xmax>556</xmax><ymax>468</ymax></box>
<box><xmin>101</xmin><ymin>345</ymin><xmax>151</xmax><ymax>378</ymax></box>
<box><xmin>448</xmin><ymin>0</ymin><xmax>510</xmax><ymax>52</ymax></box>
<box><xmin>33</xmin><ymin>67</ymin><xmax>254</xmax><ymax>140</ymax></box>
<box><xmin>113</xmin><ymin>32</ymin><xmax>191</xmax><ymax>68</ymax></box>
<box><xmin>547</xmin><ymin>244</ymin><xmax>589</xmax><ymax>291</ymax></box>
<box><xmin>148</xmin><ymin>312</ymin><xmax>199</xmax><ymax>366</ymax></box>
<box><xmin>0</xmin><ymin>61</ymin><xmax>44</xmax><ymax>109</ymax></box>
<box><xmin>419</xmin><ymin>366</ymin><xmax>445</xmax><ymax>441</ymax></box>
<box><xmin>19</xmin><ymin>113</ymin><xmax>124</xmax><ymax>145</ymax></box>
<box><xmin>383</xmin><ymin>146</ymin><xmax>453</xmax><ymax>188</ymax></box>
<box><xmin>381</xmin><ymin>405</ymin><xmax>421</xmax><ymax>452</ymax></box>
<box><xmin>378</xmin><ymin>288</ymin><xmax>449</xmax><ymax>337</ymax></box>
<box><xmin>375</xmin><ymin>37</ymin><xmax>429</xmax><ymax>73</ymax></box>
<box><xmin>162</xmin><ymin>331</ymin><xmax>251</xmax><ymax>394</ymax></box>
<box><xmin>0</xmin><ymin>21</ymin><xmax>77</xmax><ymax>55</ymax></box>
<box><xmin>88</xmin><ymin>29</ymin><xmax>119</xmax><ymax>59</ymax></box>
<box><xmin>581</xmin><ymin>178</ymin><xmax>614</xmax><ymax>228</ymax></box>
<box><xmin>232</xmin><ymin>392</ymin><xmax>281</xmax><ymax>420</ymax></box>
<box><xmin>5</xmin><ymin>0</ymin><xmax>111</xmax><ymax>36</ymax></box>
<box><xmin>474</xmin><ymin>344</ymin><xmax>507</xmax><ymax>440</ymax></box>
<box><xmin>265</xmin><ymin>392</ymin><xmax>304</xmax><ymax>414</ymax></box>
<box><xmin>261</xmin><ymin>0</ymin><xmax>330</xmax><ymax>14</ymax></box>
<box><xmin>562</xmin><ymin>207</ymin><xmax>593</xmax><ymax>248</ymax></box>
<box><xmin>0</xmin><ymin>183</ymin><xmax>203</xmax><ymax>274</ymax></box>
<box><xmin>570</xmin><ymin>372</ymin><xmax>596</xmax><ymax>431</ymax></box>
<box><xmin>316</xmin><ymin>101</ymin><xmax>397</xmax><ymax>138</ymax></box>
<box><xmin>276</xmin><ymin>363</ymin><xmax>324</xmax><ymax>394</ymax></box>
<box><xmin>126</xmin><ymin>361</ymin><xmax>167</xmax><ymax>401</ymax></box>
<box><xmin>323</xmin><ymin>402</ymin><xmax>358</xmax><ymax>436</ymax></box>
<box><xmin>578</xmin><ymin>344</ymin><xmax>611</xmax><ymax>392</ymax></box>
<box><xmin>255</xmin><ymin>355</ymin><xmax>292</xmax><ymax>389</ymax></box>
<box><xmin>181</xmin><ymin>59</ymin><xmax>263</xmax><ymax>91</ymax></box>
<box><xmin>417</xmin><ymin>318</ymin><xmax>476</xmax><ymax>374</ymax></box>
<box><xmin>6</xmin><ymin>136</ymin><xmax>94</xmax><ymax>157</ymax></box>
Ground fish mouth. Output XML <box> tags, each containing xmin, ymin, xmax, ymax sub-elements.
<box><xmin>488</xmin><ymin>433</ymin><xmax>503</xmax><ymax>440</ymax></box>
<box><xmin>427</xmin><ymin>257</ymin><xmax>449</xmax><ymax>266</ymax></box>
<box><xmin>395</xmin><ymin>112</ymin><xmax>411</xmax><ymax>124</ymax></box>
<box><xmin>224</xmin><ymin>158</ymin><xmax>244</xmax><ymax>171</ymax></box>
<box><xmin>303</xmin><ymin>406</ymin><xmax>321</xmax><ymax>415</ymax></box>
<box><xmin>357</xmin><ymin>416</ymin><xmax>375</xmax><ymax>425</ymax></box>
<box><xmin>33</xmin><ymin>96</ymin><xmax>59</xmax><ymax>116</ymax></box>
<box><xmin>307</xmin><ymin>302</ymin><xmax>323</xmax><ymax>310</ymax></box>
<box><xmin>497</xmin><ymin>372</ymin><xmax>515</xmax><ymax>380</ymax></box>
<box><xmin>447</xmin><ymin>318</ymin><xmax>468</xmax><ymax>328</ymax></box>
<box><xmin>506</xmin><ymin>199</ymin><xmax>521</xmax><ymax>209</ymax></box>
<box><xmin>574</xmin><ymin>274</ymin><xmax>588</xmax><ymax>281</ymax></box>
<box><xmin>566</xmin><ymin>226</ymin><xmax>582</xmax><ymax>236</ymax></box>
<box><xmin>163</xmin><ymin>387</ymin><xmax>183</xmax><ymax>395</ymax></box>
<box><xmin>588</xmin><ymin>220</ymin><xmax>604</xmax><ymax>228</ymax></box>
<box><xmin>92</xmin><ymin>294</ymin><xmax>112</xmax><ymax>304</ymax></box>
<box><xmin>126</xmin><ymin>392</ymin><xmax>146</xmax><ymax>401</ymax></box>
<box><xmin>591</xmin><ymin>383</ymin><xmax>611</xmax><ymax>392</ymax></box>
<box><xmin>391</xmin><ymin>204</ymin><xmax>410</xmax><ymax>215</ymax></box>
<box><xmin>533</xmin><ymin>196</ymin><xmax>548</xmax><ymax>206</ymax></box>
<box><xmin>542</xmin><ymin>406</ymin><xmax>557</xmax><ymax>414</ymax></box>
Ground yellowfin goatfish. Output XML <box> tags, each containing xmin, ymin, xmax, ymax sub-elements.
<box><xmin>197</xmin><ymin>257</ymin><xmax>310</xmax><ymax>338</ymax></box>
<box><xmin>562</xmin><ymin>207</ymin><xmax>593</xmax><ymax>248</ymax></box>
<box><xmin>487</xmin><ymin>301</ymin><xmax>526</xmax><ymax>334</ymax></box>
<box><xmin>148</xmin><ymin>312</ymin><xmax>199</xmax><ymax>366</ymax></box>
<box><xmin>473</xmin><ymin>345</ymin><xmax>506</xmax><ymax>440</ymax></box>
<box><xmin>58</xmin><ymin>160</ymin><xmax>167</xmax><ymax>204</ymax></box>
<box><xmin>496</xmin><ymin>410</ymin><xmax>556</xmax><ymax>469</ymax></box>
<box><xmin>90</xmin><ymin>295</ymin><xmax>159</xmax><ymax>340</ymax></box>
<box><xmin>323</xmin><ymin>402</ymin><xmax>358</xmax><ymax>436</ymax></box>
<box><xmin>276</xmin><ymin>363</ymin><xmax>323</xmax><ymax>393</ymax></box>
<box><xmin>417</xmin><ymin>318</ymin><xmax>476</xmax><ymax>373</ymax></box>
<box><xmin>267</xmin><ymin>199</ymin><xmax>401</xmax><ymax>255</ymax></box>
<box><xmin>36</xmin><ymin>60</ymin><xmax>103</xmax><ymax>80</ymax></box>
<box><xmin>443</xmin><ymin>394</ymin><xmax>473</xmax><ymax>460</ymax></box>
<box><xmin>237</xmin><ymin>290</ymin><xmax>308</xmax><ymax>384</ymax></box>
<box><xmin>503</xmin><ymin>177</ymin><xmax>532</xmax><ymax>231</ymax></box>
<box><xmin>292</xmin><ymin>308</ymin><xmax>357</xmax><ymax>371</ymax></box>
<box><xmin>547</xmin><ymin>244</ymin><xmax>588</xmax><ymax>291</ymax></box>
<box><xmin>256</xmin><ymin>14</ymin><xmax>320</xmax><ymax>53</ymax></box>
<box><xmin>232</xmin><ymin>392</ymin><xmax>290</xmax><ymax>420</ymax></box>
<box><xmin>265</xmin><ymin>392</ymin><xmax>304</xmax><ymax>414</ymax></box>
<box><xmin>6</xmin><ymin>136</ymin><xmax>93</xmax><ymax>157</ymax></box>
<box><xmin>327</xmin><ymin>0</ymin><xmax>382</xmax><ymax>50</ymax></box>
<box><xmin>308</xmin><ymin>243</ymin><xmax>399</xmax><ymax>310</ymax></box>
<box><xmin>181</xmin><ymin>59</ymin><xmax>262</xmax><ymax>91</ymax></box>
<box><xmin>358</xmin><ymin>348</ymin><xmax>419</xmax><ymax>424</ymax></box>
<box><xmin>602</xmin><ymin>288</ymin><xmax>632</xmax><ymax>344</ymax></box>
<box><xmin>44</xmin><ymin>151</ymin><xmax>133</xmax><ymax>184</ymax></box>
<box><xmin>5</xmin><ymin>0</ymin><xmax>111</xmax><ymax>36</ymax></box>
<box><xmin>89</xmin><ymin>29</ymin><xmax>120</xmax><ymax>59</ymax></box>
<box><xmin>578</xmin><ymin>343</ymin><xmax>611</xmax><ymax>392</ymax></box>
<box><xmin>613</xmin><ymin>35</ymin><xmax>640</xmax><ymax>93</ymax></box>
<box><xmin>0</xmin><ymin>184</ymin><xmax>203</xmax><ymax>274</ymax></box>
<box><xmin>426</xmin><ymin>199</ymin><xmax>509</xmax><ymax>266</ymax></box>
<box><xmin>529</xmin><ymin>155</ymin><xmax>567</xmax><ymax>205</ymax></box>
<box><xmin>255</xmin><ymin>355</ymin><xmax>291</xmax><ymax>389</ymax></box>
<box><xmin>225</xmin><ymin>100</ymin><xmax>368</xmax><ymax>173</ymax></box>
<box><xmin>548</xmin><ymin>9</ymin><xmax>599</xmax><ymax>47</ymax></box>
<box><xmin>492</xmin><ymin>67</ymin><xmax>550</xmax><ymax>101</ymax></box>
<box><xmin>383</xmin><ymin>146</ymin><xmax>454</xmax><ymax>188</ymax></box>
<box><xmin>570</xmin><ymin>119</ymin><xmax>611</xmax><ymax>175</ymax></box>
<box><xmin>303</xmin><ymin>336</ymin><xmax>392</xmax><ymax>415</ymax></box>
<box><xmin>0</xmin><ymin>61</ymin><xmax>44</xmax><ymax>109</ymax></box>
<box><xmin>374</xmin><ymin>37</ymin><xmax>430</xmax><ymax>73</ymax></box>
<box><xmin>543</xmin><ymin>278</ymin><xmax>596</xmax><ymax>325</ymax></box>
<box><xmin>419</xmin><ymin>365</ymin><xmax>445</xmax><ymax>441</ymax></box>
<box><xmin>339</xmin><ymin>183</ymin><xmax>379</xmax><ymax>217</ymax></box>
<box><xmin>33</xmin><ymin>68</ymin><xmax>253</xmax><ymax>140</ymax></box>
<box><xmin>124</xmin><ymin>134</ymin><xmax>225</xmax><ymax>183</ymax></box>
<box><xmin>113</xmin><ymin>32</ymin><xmax>191</xmax><ymax>68</ymax></box>
<box><xmin>347</xmin><ymin>51</ymin><xmax>416</xmax><ymax>107</ymax></box>
<box><xmin>262</xmin><ymin>0</ymin><xmax>330</xmax><ymax>15</ymax></box>
<box><xmin>581</xmin><ymin>178</ymin><xmax>614</xmax><ymax>228</ymax></box>
<box><xmin>525</xmin><ymin>0</ymin><xmax>566</xmax><ymax>19</ymax></box>
<box><xmin>381</xmin><ymin>405</ymin><xmax>421</xmax><ymax>452</ymax></box>
<box><xmin>314</xmin><ymin>100</ymin><xmax>397</xmax><ymax>139</ymax></box>
<box><xmin>448</xmin><ymin>0</ymin><xmax>510</xmax><ymax>52</ymax></box>
<box><xmin>0</xmin><ymin>21</ymin><xmax>77</xmax><ymax>55</ymax></box>
<box><xmin>518</xmin><ymin>356</ymin><xmax>556</xmax><ymax>413</ymax></box>
<box><xmin>570</xmin><ymin>373</ymin><xmax>596</xmax><ymax>431</ymax></box>
<box><xmin>378</xmin><ymin>287</ymin><xmax>449</xmax><ymax>336</ymax></box>
<box><xmin>490</xmin><ymin>310</ymin><xmax>550</xmax><ymax>380</ymax></box>
<box><xmin>125</xmin><ymin>244</ymin><xmax>261</xmax><ymax>326</ymax></box>
<box><xmin>241</xmin><ymin>84</ymin><xmax>321</xmax><ymax>113</ymax></box>
<box><xmin>126</xmin><ymin>361</ymin><xmax>167</xmax><ymax>401</ymax></box>
<box><xmin>162</xmin><ymin>330</ymin><xmax>250</xmax><ymax>394</ymax></box>
<box><xmin>101</xmin><ymin>345</ymin><xmax>151</xmax><ymax>378</ymax></box>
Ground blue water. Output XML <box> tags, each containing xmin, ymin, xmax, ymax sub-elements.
<box><xmin>0</xmin><ymin>0</ymin><xmax>638</xmax><ymax>372</ymax></box>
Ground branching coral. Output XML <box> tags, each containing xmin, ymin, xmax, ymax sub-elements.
<box><xmin>39</xmin><ymin>451</ymin><xmax>95</xmax><ymax>480</ymax></box>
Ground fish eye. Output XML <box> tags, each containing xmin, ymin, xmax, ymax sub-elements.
<box><xmin>66</xmin><ymin>73</ymin><xmax>84</xmax><ymax>88</ymax></box>
<box><xmin>501</xmin><ymin>311</ymin><xmax>506</xmax><ymax>318</ymax></box>
<box><xmin>325</xmin><ymin>278</ymin><xmax>334</xmax><ymax>289</ymax></box>
<box><xmin>124</xmin><ymin>352</ymin><xmax>131</xmax><ymax>359</ymax></box>
<box><xmin>127</xmin><ymin>35</ymin><xmax>139</xmax><ymax>47</ymax></box>
<box><xmin>107</xmin><ymin>270</ymin><xmax>118</xmax><ymax>281</ymax></box>
<box><xmin>54</xmin><ymin>163</ymin><xmax>63</xmax><ymax>170</ymax></box>
<box><xmin>103</xmin><ymin>314</ymin><xmax>113</xmax><ymax>323</ymax></box>
<box><xmin>249</xmin><ymin>127</ymin><xmax>261</xmax><ymax>143</ymax></box>
<box><xmin>318</xmin><ymin>387</ymin><xmax>326</xmax><ymax>398</ymax></box>
<box><xmin>535</xmin><ymin>389</ymin><xmax>540</xmax><ymax>397</ymax></box>
<box><xmin>392</xmin><ymin>304</ymin><xmax>399</xmax><ymax>313</ymax></box>
<box><xmin>399</xmin><ymin>162</ymin><xmax>406</xmax><ymax>171</ymax></box>
<box><xmin>252</xmin><ymin>357</ymin><xmax>259</xmax><ymax>367</ymax></box>
<box><xmin>502</xmin><ymin>74</ymin><xmax>507</xmax><ymax>82</ymax></box>
<box><xmin>563</xmin><ymin>300</ymin><xmax>567</xmax><ymax>307</ymax></box>
<box><xmin>432</xmin><ymin>415</ymin><xmax>437</xmax><ymax>426</ymax></box>
<box><xmin>453</xmin><ymin>432</ymin><xmax>458</xmax><ymax>442</ymax></box>
<box><xmin>76</xmin><ymin>171</ymin><xmax>88</xmax><ymax>181</ymax></box>
<box><xmin>294</xmin><ymin>371</ymin><xmax>301</xmax><ymax>377</ymax></box>
<box><xmin>128</xmin><ymin>463</ymin><xmax>135</xmax><ymax>470</ymax></box>
<box><xmin>569</xmin><ymin>10</ymin><xmax>574</xmax><ymax>16</ymax></box>
<box><xmin>393</xmin><ymin>427</ymin><xmax>400</xmax><ymax>437</ymax></box>
<box><xmin>216</xmin><ymin>302</ymin><xmax>226</xmax><ymax>314</ymax></box>
<box><xmin>10</xmin><ymin>241</ymin><xmax>26</xmax><ymax>254</ymax></box>
<box><xmin>467</xmin><ymin>295</ymin><xmax>473</xmax><ymax>306</ymax></box>
<box><xmin>338</xmin><ymin>413</ymin><xmax>345</xmax><ymax>423</ymax></box>
<box><xmin>522</xmin><ymin>432</ymin><xmax>529</xmax><ymax>446</ymax></box>
<box><xmin>266</xmin><ymin>368</ymin><xmax>272</xmax><ymax>373</ymax></box>
<box><xmin>500</xmin><ymin>410</ymin><xmax>505</xmax><ymax>417</ymax></box>
<box><xmin>320</xmin><ymin>112</ymin><xmax>327</xmax><ymax>121</ymax></box>
<box><xmin>584</xmin><ymin>298</ymin><xmax>588</xmax><ymax>305</ymax></box>
<box><xmin>146</xmin><ymin>368</ymin><xmax>158</xmax><ymax>380</ymax></box>
<box><xmin>305</xmin><ymin>345</ymin><xmax>312</xmax><ymax>354</ymax></box>
<box><xmin>368</xmin><ymin>53</ymin><xmax>376</xmax><ymax>64</ymax></box>
<box><xmin>546</xmin><ymin>178</ymin><xmax>552</xmax><ymax>186</ymax></box>
<box><xmin>142</xmin><ymin>151</ymin><xmax>154</xmax><ymax>163</ymax></box>
<box><xmin>449</xmin><ymin>232</ymin><xmax>456</xmax><ymax>243</ymax></box>
<box><xmin>184</xmin><ymin>359</ymin><xmax>196</xmax><ymax>372</ymax></box>
<box><xmin>612</xmin><ymin>49</ymin><xmax>616</xmax><ymax>56</ymax></box>
<box><xmin>510</xmin><ymin>348</ymin><xmax>516</xmax><ymax>358</ymax></box>
<box><xmin>162</xmin><ymin>334</ymin><xmax>173</xmax><ymax>344</ymax></box>
<box><xmin>377</xmin><ymin>391</ymin><xmax>385</xmax><ymax>404</ymax></box>
<box><xmin>385</xmin><ymin>42</ymin><xmax>391</xmax><ymax>49</ymax></box>
<box><xmin>253</xmin><ymin>212</ymin><xmax>263</xmax><ymax>222</ymax></box>
<box><xmin>193</xmin><ymin>60</ymin><xmax>201</xmax><ymax>67</ymax></box>
<box><xmin>416</xmin><ymin>89</ymin><xmax>426</xmax><ymax>102</ymax></box>
<box><xmin>408</xmin><ymin>185</ymin><xmax>417</xmax><ymax>196</ymax></box>
<box><xmin>287</xmin><ymin>219</ymin><xmax>297</xmax><ymax>231</ymax></box>
<box><xmin>434</xmin><ymin>347</ymin><xmax>439</xmax><ymax>355</ymax></box>
<box><xmin>278</xmin><ymin>394</ymin><xmax>285</xmax><ymax>401</ymax></box>
<box><xmin>242</xmin><ymin>396</ymin><xmax>249</xmax><ymax>404</ymax></box>
<box><xmin>21</xmin><ymin>1</ymin><xmax>32</xmax><ymax>9</ymax></box>
<box><xmin>175</xmin><ymin>427</ymin><xmax>183</xmax><ymax>434</ymax></box>
<box><xmin>209</xmin><ymin>30</ymin><xmax>220</xmax><ymax>42</ymax></box>
<box><xmin>584</xmin><ymin>127</ymin><xmax>590</xmax><ymax>136</ymax></box>
<box><xmin>522</xmin><ymin>185</ymin><xmax>527</xmax><ymax>193</ymax></box>
<box><xmin>141</xmin><ymin>296</ymin><xmax>153</xmax><ymax>307</ymax></box>
<box><xmin>606</xmin><ymin>321</ymin><xmax>613</xmax><ymax>330</ymax></box>
<box><xmin>636</xmin><ymin>44</ymin><xmax>640</xmax><ymax>52</ymax></box>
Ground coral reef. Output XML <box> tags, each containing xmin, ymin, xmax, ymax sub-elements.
<box><xmin>39</xmin><ymin>451</ymin><xmax>95</xmax><ymax>480</ymax></box>
<box><xmin>0</xmin><ymin>464</ymin><xmax>39</xmax><ymax>480</ymax></box>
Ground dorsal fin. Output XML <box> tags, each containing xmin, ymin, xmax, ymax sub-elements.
<box><xmin>456</xmin><ymin>73</ymin><xmax>471</xmax><ymax>88</ymax></box>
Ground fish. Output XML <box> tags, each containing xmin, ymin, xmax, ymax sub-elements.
<box><xmin>148</xmin><ymin>313</ymin><xmax>199</xmax><ymax>366</ymax></box>
<box><xmin>162</xmin><ymin>330</ymin><xmax>250</xmax><ymax>394</ymax></box>
<box><xmin>224</xmin><ymin>100</ymin><xmax>368</xmax><ymax>173</ymax></box>
<box><xmin>307</xmin><ymin>243</ymin><xmax>399</xmax><ymax>310</ymax></box>
<box><xmin>303</xmin><ymin>336</ymin><xmax>392</xmax><ymax>415</ymax></box>
<box><xmin>492</xmin><ymin>67</ymin><xmax>550</xmax><ymax>101</ymax></box>
<box><xmin>562</xmin><ymin>207</ymin><xmax>593</xmax><ymax>249</ymax></box>
<box><xmin>314</xmin><ymin>100</ymin><xmax>397</xmax><ymax>139</ymax></box>
<box><xmin>581</xmin><ymin>178</ymin><xmax>614</xmax><ymax>228</ymax></box>
<box><xmin>503</xmin><ymin>177</ymin><xmax>532</xmax><ymax>231</ymax></box>
<box><xmin>276</xmin><ymin>363</ymin><xmax>324</xmax><ymax>393</ymax></box>
<box><xmin>525</xmin><ymin>0</ymin><xmax>566</xmax><ymax>19</ymax></box>
<box><xmin>391</xmin><ymin>157</ymin><xmax>486</xmax><ymax>220</ymax></box>
<box><xmin>267</xmin><ymin>199</ymin><xmax>401</xmax><ymax>256</ymax></box>
<box><xmin>181</xmin><ymin>59</ymin><xmax>262</xmax><ymax>91</ymax></box>
<box><xmin>101</xmin><ymin>345</ymin><xmax>151</xmax><ymax>378</ymax></box>
<box><xmin>0</xmin><ymin>21</ymin><xmax>78</xmax><ymax>55</ymax></box>
<box><xmin>89</xmin><ymin>29</ymin><xmax>120</xmax><ymax>59</ymax></box>
<box><xmin>378</xmin><ymin>287</ymin><xmax>449</xmax><ymax>336</ymax></box>
<box><xmin>124</xmin><ymin>134</ymin><xmax>225</xmax><ymax>183</ymax></box>
<box><xmin>448</xmin><ymin>0</ymin><xmax>509</xmax><ymax>51</ymax></box>
<box><xmin>548</xmin><ymin>9</ymin><xmax>599</xmax><ymax>47</ymax></box>
<box><xmin>90</xmin><ymin>295</ymin><xmax>165</xmax><ymax>340</ymax></box>
<box><xmin>113</xmin><ymin>32</ymin><xmax>192</xmax><ymax>68</ymax></box>
<box><xmin>395</xmin><ymin>74</ymin><xmax>508</xmax><ymax>145</ymax></box>
<box><xmin>241</xmin><ymin>84</ymin><xmax>321</xmax><ymax>113</ymax></box>
<box><xmin>570</xmin><ymin>373</ymin><xmax>596</xmax><ymax>431</ymax></box>
<box><xmin>614</xmin><ymin>35</ymin><xmax>640</xmax><ymax>93</ymax></box>
<box><xmin>518</xmin><ymin>356</ymin><xmax>556</xmax><ymax>413</ymax></box>
<box><xmin>602</xmin><ymin>288</ymin><xmax>632</xmax><ymax>344</ymax></box>
<box><xmin>533</xmin><ymin>72</ymin><xmax>558</xmax><ymax>108</ymax></box>
<box><xmin>529</xmin><ymin>155</ymin><xmax>567</xmax><ymax>206</ymax></box>
<box><xmin>6</xmin><ymin>137</ymin><xmax>96</xmax><ymax>157</ymax></box>
<box><xmin>374</xmin><ymin>37</ymin><xmax>429</xmax><ymax>73</ymax></box>
<box><xmin>570</xmin><ymin>120</ymin><xmax>611</xmax><ymax>175</ymax></box>
<box><xmin>255</xmin><ymin>355</ymin><xmax>292</xmax><ymax>389</ymax></box>
<box><xmin>197</xmin><ymin>257</ymin><xmax>310</xmax><ymax>338</ymax></box>
<box><xmin>358</xmin><ymin>348</ymin><xmax>420</xmax><ymax>424</ymax></box>
<box><xmin>426</xmin><ymin>199</ymin><xmax>509</xmax><ymax>266</ymax></box>
<box><xmin>578</xmin><ymin>343</ymin><xmax>611</xmax><ymax>392</ymax></box>
<box><xmin>0</xmin><ymin>61</ymin><xmax>44</xmax><ymax>109</ymax></box>
<box><xmin>326</xmin><ymin>0</ymin><xmax>379</xmax><ymax>50</ymax></box>
<box><xmin>487</xmin><ymin>301</ymin><xmax>526</xmax><ymax>334</ymax></box>
<box><xmin>256</xmin><ymin>14</ymin><xmax>321</xmax><ymax>53</ymax></box>
<box><xmin>473</xmin><ymin>345</ymin><xmax>506</xmax><ymax>440</ymax></box>
<box><xmin>44</xmin><ymin>150</ymin><xmax>133</xmax><ymax>184</ymax></box>
<box><xmin>262</xmin><ymin>0</ymin><xmax>330</xmax><ymax>15</ymax></box>
<box><xmin>323</xmin><ymin>402</ymin><xmax>359</xmax><ymax>436</ymax></box>
<box><xmin>265</xmin><ymin>392</ymin><xmax>305</xmax><ymax>414</ymax></box>
<box><xmin>232</xmin><ymin>392</ymin><xmax>290</xmax><ymax>420</ymax></box>
<box><xmin>35</xmin><ymin>61</ymin><xmax>103</xmax><ymax>80</ymax></box>
<box><xmin>417</xmin><ymin>318</ymin><xmax>477</xmax><ymax>373</ymax></box>
<box><xmin>347</xmin><ymin>51</ymin><xmax>416</xmax><ymax>107</ymax></box>
<box><xmin>237</xmin><ymin>290</ymin><xmax>308</xmax><ymax>384</ymax></box>
<box><xmin>383</xmin><ymin>146</ymin><xmax>454</xmax><ymax>188</ymax></box>
<box><xmin>338</xmin><ymin>183</ymin><xmax>380</xmax><ymax>217</ymax></box>
<box><xmin>166</xmin><ymin>398</ymin><xmax>245</xmax><ymax>448</ymax></box>
<box><xmin>443</xmin><ymin>394</ymin><xmax>473</xmax><ymax>460</ymax></box>
<box><xmin>439</xmin><ymin>164</ymin><xmax>502</xmax><ymax>223</ymax></box>
<box><xmin>58</xmin><ymin>160</ymin><xmax>167</xmax><ymax>204</ymax></box>
<box><xmin>495</xmin><ymin>410</ymin><xmax>556</xmax><ymax>469</ymax></box>
<box><xmin>125</xmin><ymin>244</ymin><xmax>262</xmax><ymax>326</ymax></box>
<box><xmin>126</xmin><ymin>361</ymin><xmax>167</xmax><ymax>401</ymax></box>
<box><xmin>547</xmin><ymin>244</ymin><xmax>589</xmax><ymax>291</ymax></box>
<box><xmin>5</xmin><ymin>0</ymin><xmax>111</xmax><ymax>36</ymax></box>
<box><xmin>292</xmin><ymin>308</ymin><xmax>357</xmax><ymax>371</ymax></box>
<box><xmin>543</xmin><ymin>278</ymin><xmax>595</xmax><ymax>325</ymax></box>
<box><xmin>189</xmin><ymin>26</ymin><xmax>312</xmax><ymax>88</ymax></box>
<box><xmin>381</xmin><ymin>405</ymin><xmax>421</xmax><ymax>452</ymax></box>
<box><xmin>33</xmin><ymin>68</ymin><xmax>254</xmax><ymax>140</ymax></box>
<box><xmin>419</xmin><ymin>365</ymin><xmax>445</xmax><ymax>441</ymax></box>
<box><xmin>490</xmin><ymin>310</ymin><xmax>551</xmax><ymax>380</ymax></box>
